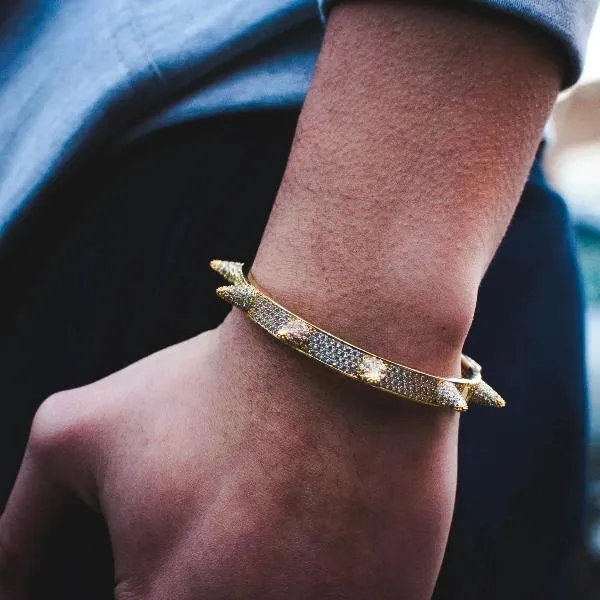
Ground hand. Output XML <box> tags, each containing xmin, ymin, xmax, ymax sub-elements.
<box><xmin>0</xmin><ymin>309</ymin><xmax>458</xmax><ymax>600</ymax></box>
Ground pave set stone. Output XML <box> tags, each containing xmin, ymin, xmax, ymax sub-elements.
<box><xmin>381</xmin><ymin>366</ymin><xmax>435</xmax><ymax>402</ymax></box>
<box><xmin>247</xmin><ymin>296</ymin><xmax>290</xmax><ymax>334</ymax></box>
<box><xmin>308</xmin><ymin>331</ymin><xmax>362</xmax><ymax>375</ymax></box>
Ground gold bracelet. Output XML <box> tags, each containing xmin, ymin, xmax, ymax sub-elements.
<box><xmin>210</xmin><ymin>260</ymin><xmax>505</xmax><ymax>413</ymax></box>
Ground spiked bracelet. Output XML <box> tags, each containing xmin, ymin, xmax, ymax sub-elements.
<box><xmin>210</xmin><ymin>260</ymin><xmax>505</xmax><ymax>413</ymax></box>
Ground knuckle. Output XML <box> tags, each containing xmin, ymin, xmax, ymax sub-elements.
<box><xmin>29</xmin><ymin>390</ymin><xmax>95</xmax><ymax>456</ymax></box>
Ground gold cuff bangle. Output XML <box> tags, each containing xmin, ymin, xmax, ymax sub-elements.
<box><xmin>210</xmin><ymin>260</ymin><xmax>505</xmax><ymax>413</ymax></box>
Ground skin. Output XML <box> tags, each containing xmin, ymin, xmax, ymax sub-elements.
<box><xmin>0</xmin><ymin>2</ymin><xmax>561</xmax><ymax>599</ymax></box>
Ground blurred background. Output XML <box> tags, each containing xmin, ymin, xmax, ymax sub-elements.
<box><xmin>544</xmin><ymin>10</ymin><xmax>600</xmax><ymax>597</ymax></box>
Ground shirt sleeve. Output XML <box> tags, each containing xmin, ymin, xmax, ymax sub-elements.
<box><xmin>317</xmin><ymin>0</ymin><xmax>599</xmax><ymax>89</ymax></box>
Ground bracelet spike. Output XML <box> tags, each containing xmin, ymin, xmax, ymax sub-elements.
<box><xmin>468</xmin><ymin>381</ymin><xmax>506</xmax><ymax>408</ymax></box>
<box><xmin>434</xmin><ymin>382</ymin><xmax>469</xmax><ymax>412</ymax></box>
<box><xmin>216</xmin><ymin>284</ymin><xmax>258</xmax><ymax>311</ymax></box>
<box><xmin>210</xmin><ymin>260</ymin><xmax>246</xmax><ymax>285</ymax></box>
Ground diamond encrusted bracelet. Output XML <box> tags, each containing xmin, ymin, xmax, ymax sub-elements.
<box><xmin>210</xmin><ymin>260</ymin><xmax>505</xmax><ymax>413</ymax></box>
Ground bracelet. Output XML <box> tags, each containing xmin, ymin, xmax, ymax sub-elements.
<box><xmin>210</xmin><ymin>260</ymin><xmax>505</xmax><ymax>413</ymax></box>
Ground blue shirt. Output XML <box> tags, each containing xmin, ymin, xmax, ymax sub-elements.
<box><xmin>0</xmin><ymin>0</ymin><xmax>598</xmax><ymax>237</ymax></box>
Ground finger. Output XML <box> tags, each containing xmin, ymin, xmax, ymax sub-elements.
<box><xmin>0</xmin><ymin>392</ymin><xmax>96</xmax><ymax>596</ymax></box>
<box><xmin>0</xmin><ymin>450</ymin><xmax>73</xmax><ymax>595</ymax></box>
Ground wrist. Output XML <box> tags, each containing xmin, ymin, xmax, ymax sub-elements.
<box><xmin>214</xmin><ymin>309</ymin><xmax>463</xmax><ymax>434</ymax></box>
<box><xmin>249</xmin><ymin>251</ymin><xmax>475</xmax><ymax>379</ymax></box>
<box><xmin>215</xmin><ymin>288</ymin><xmax>470</xmax><ymax>414</ymax></box>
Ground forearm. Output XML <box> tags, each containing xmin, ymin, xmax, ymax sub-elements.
<box><xmin>218</xmin><ymin>2</ymin><xmax>561</xmax><ymax>597</ymax></box>
<box><xmin>251</xmin><ymin>0</ymin><xmax>561</xmax><ymax>376</ymax></box>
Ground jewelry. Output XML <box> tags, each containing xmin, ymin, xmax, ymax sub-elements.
<box><xmin>210</xmin><ymin>260</ymin><xmax>505</xmax><ymax>412</ymax></box>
